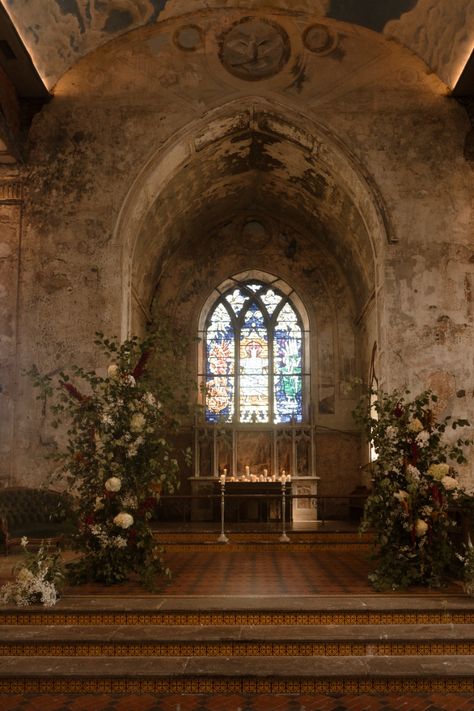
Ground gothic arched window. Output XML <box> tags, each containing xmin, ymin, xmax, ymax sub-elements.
<box><xmin>201</xmin><ymin>276</ymin><xmax>308</xmax><ymax>424</ymax></box>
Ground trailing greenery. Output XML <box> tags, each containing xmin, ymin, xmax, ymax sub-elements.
<box><xmin>28</xmin><ymin>324</ymin><xmax>191</xmax><ymax>589</ymax></box>
<box><xmin>354</xmin><ymin>389</ymin><xmax>472</xmax><ymax>591</ymax></box>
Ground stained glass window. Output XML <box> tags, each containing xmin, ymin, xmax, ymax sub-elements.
<box><xmin>204</xmin><ymin>281</ymin><xmax>305</xmax><ymax>423</ymax></box>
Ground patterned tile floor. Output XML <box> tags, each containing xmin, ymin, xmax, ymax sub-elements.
<box><xmin>3</xmin><ymin>693</ymin><xmax>474</xmax><ymax>710</ymax></box>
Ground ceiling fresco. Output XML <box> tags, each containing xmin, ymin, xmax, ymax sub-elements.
<box><xmin>1</xmin><ymin>0</ymin><xmax>473</xmax><ymax>90</ymax></box>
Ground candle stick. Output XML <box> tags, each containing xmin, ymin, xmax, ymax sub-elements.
<box><xmin>245</xmin><ymin>465</ymin><xmax>250</xmax><ymax>476</ymax></box>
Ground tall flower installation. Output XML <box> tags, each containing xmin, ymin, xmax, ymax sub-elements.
<box><xmin>354</xmin><ymin>389</ymin><xmax>472</xmax><ymax>591</ymax></box>
<box><xmin>29</xmin><ymin>330</ymin><xmax>189</xmax><ymax>588</ymax></box>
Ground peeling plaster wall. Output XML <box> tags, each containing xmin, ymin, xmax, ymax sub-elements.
<box><xmin>5</xmin><ymin>8</ymin><xmax>474</xmax><ymax>488</ymax></box>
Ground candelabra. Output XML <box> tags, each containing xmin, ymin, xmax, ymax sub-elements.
<box><xmin>217</xmin><ymin>476</ymin><xmax>229</xmax><ymax>543</ymax></box>
<box><xmin>279</xmin><ymin>477</ymin><xmax>290</xmax><ymax>543</ymax></box>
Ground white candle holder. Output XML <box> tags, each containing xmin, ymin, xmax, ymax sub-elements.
<box><xmin>279</xmin><ymin>478</ymin><xmax>290</xmax><ymax>543</ymax></box>
<box><xmin>217</xmin><ymin>477</ymin><xmax>229</xmax><ymax>544</ymax></box>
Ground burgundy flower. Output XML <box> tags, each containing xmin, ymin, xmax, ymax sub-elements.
<box><xmin>132</xmin><ymin>349</ymin><xmax>152</xmax><ymax>380</ymax></box>
<box><xmin>393</xmin><ymin>403</ymin><xmax>404</xmax><ymax>418</ymax></box>
<box><xmin>61</xmin><ymin>381</ymin><xmax>87</xmax><ymax>402</ymax></box>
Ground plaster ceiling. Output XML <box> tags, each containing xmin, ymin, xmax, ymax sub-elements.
<box><xmin>1</xmin><ymin>0</ymin><xmax>473</xmax><ymax>91</ymax></box>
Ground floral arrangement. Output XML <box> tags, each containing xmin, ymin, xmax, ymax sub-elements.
<box><xmin>29</xmin><ymin>329</ymin><xmax>190</xmax><ymax>589</ymax></box>
<box><xmin>0</xmin><ymin>538</ymin><xmax>64</xmax><ymax>607</ymax></box>
<box><xmin>354</xmin><ymin>389</ymin><xmax>472</xmax><ymax>591</ymax></box>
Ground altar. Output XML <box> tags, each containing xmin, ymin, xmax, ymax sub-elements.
<box><xmin>189</xmin><ymin>422</ymin><xmax>319</xmax><ymax>523</ymax></box>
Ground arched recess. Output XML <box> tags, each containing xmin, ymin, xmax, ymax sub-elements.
<box><xmin>113</xmin><ymin>96</ymin><xmax>391</xmax><ymax>346</ymax></box>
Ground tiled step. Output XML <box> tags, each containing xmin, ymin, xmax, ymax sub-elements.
<box><xmin>0</xmin><ymin>655</ymin><xmax>473</xmax><ymax>694</ymax></box>
<box><xmin>1</xmin><ymin>624</ymin><xmax>474</xmax><ymax>657</ymax></box>
<box><xmin>2</xmin><ymin>596</ymin><xmax>474</xmax><ymax>695</ymax></box>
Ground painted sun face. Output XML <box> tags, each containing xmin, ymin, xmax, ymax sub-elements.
<box><xmin>220</xmin><ymin>18</ymin><xmax>290</xmax><ymax>80</ymax></box>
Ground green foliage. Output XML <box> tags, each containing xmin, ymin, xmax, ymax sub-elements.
<box><xmin>353</xmin><ymin>389</ymin><xmax>473</xmax><ymax>591</ymax></box>
<box><xmin>27</xmin><ymin>327</ymin><xmax>191</xmax><ymax>589</ymax></box>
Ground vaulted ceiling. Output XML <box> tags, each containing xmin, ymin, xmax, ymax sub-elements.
<box><xmin>0</xmin><ymin>0</ymin><xmax>472</xmax><ymax>166</ymax></box>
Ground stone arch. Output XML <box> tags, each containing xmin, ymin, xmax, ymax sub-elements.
<box><xmin>113</xmin><ymin>96</ymin><xmax>391</xmax><ymax>342</ymax></box>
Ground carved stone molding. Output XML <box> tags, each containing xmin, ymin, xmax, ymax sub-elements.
<box><xmin>0</xmin><ymin>180</ymin><xmax>22</xmax><ymax>203</ymax></box>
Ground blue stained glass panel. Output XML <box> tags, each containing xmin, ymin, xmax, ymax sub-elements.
<box><xmin>205</xmin><ymin>303</ymin><xmax>235</xmax><ymax>422</ymax></box>
<box><xmin>273</xmin><ymin>302</ymin><xmax>303</xmax><ymax>423</ymax></box>
<box><xmin>240</xmin><ymin>302</ymin><xmax>269</xmax><ymax>422</ymax></box>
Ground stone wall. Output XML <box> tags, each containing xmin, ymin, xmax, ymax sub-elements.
<box><xmin>2</xmin><ymin>7</ymin><xmax>472</xmax><ymax>489</ymax></box>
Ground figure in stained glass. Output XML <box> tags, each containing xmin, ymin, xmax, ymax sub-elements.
<box><xmin>204</xmin><ymin>280</ymin><xmax>305</xmax><ymax>423</ymax></box>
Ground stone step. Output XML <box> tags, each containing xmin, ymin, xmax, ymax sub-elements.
<box><xmin>2</xmin><ymin>606</ymin><xmax>473</xmax><ymax>626</ymax></box>
<box><xmin>0</xmin><ymin>655</ymin><xmax>473</xmax><ymax>694</ymax></box>
<box><xmin>1</xmin><ymin>624</ymin><xmax>473</xmax><ymax>657</ymax></box>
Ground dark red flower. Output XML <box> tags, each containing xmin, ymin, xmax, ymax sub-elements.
<box><xmin>132</xmin><ymin>349</ymin><xmax>152</xmax><ymax>380</ymax></box>
<box><xmin>393</xmin><ymin>403</ymin><xmax>404</xmax><ymax>418</ymax></box>
<box><xmin>61</xmin><ymin>381</ymin><xmax>87</xmax><ymax>402</ymax></box>
<box><xmin>84</xmin><ymin>514</ymin><xmax>94</xmax><ymax>526</ymax></box>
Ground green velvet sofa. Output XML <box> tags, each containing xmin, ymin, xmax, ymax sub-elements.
<box><xmin>0</xmin><ymin>487</ymin><xmax>75</xmax><ymax>553</ymax></box>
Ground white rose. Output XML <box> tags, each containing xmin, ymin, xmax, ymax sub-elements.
<box><xmin>113</xmin><ymin>512</ymin><xmax>134</xmax><ymax>529</ymax></box>
<box><xmin>385</xmin><ymin>426</ymin><xmax>398</xmax><ymax>439</ymax></box>
<box><xmin>105</xmin><ymin>476</ymin><xmax>122</xmax><ymax>492</ymax></box>
<box><xmin>408</xmin><ymin>418</ymin><xmax>423</xmax><ymax>433</ymax></box>
<box><xmin>107</xmin><ymin>364</ymin><xmax>120</xmax><ymax>379</ymax></box>
<box><xmin>415</xmin><ymin>519</ymin><xmax>428</xmax><ymax>537</ymax></box>
<box><xmin>441</xmin><ymin>475</ymin><xmax>458</xmax><ymax>490</ymax></box>
<box><xmin>130</xmin><ymin>413</ymin><xmax>146</xmax><ymax>432</ymax></box>
<box><xmin>427</xmin><ymin>463</ymin><xmax>450</xmax><ymax>480</ymax></box>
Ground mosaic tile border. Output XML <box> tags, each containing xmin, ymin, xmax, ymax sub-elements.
<box><xmin>161</xmin><ymin>543</ymin><xmax>373</xmax><ymax>552</ymax></box>
<box><xmin>1</xmin><ymin>641</ymin><xmax>473</xmax><ymax>657</ymax></box>
<box><xmin>0</xmin><ymin>677</ymin><xmax>473</xmax><ymax>694</ymax></box>
<box><xmin>1</xmin><ymin>611</ymin><xmax>473</xmax><ymax>626</ymax></box>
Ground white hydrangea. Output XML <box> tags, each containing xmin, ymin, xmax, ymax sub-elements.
<box><xmin>130</xmin><ymin>413</ymin><xmax>146</xmax><ymax>433</ymax></box>
<box><xmin>94</xmin><ymin>496</ymin><xmax>105</xmax><ymax>511</ymax></box>
<box><xmin>408</xmin><ymin>418</ymin><xmax>424</xmax><ymax>433</ymax></box>
<box><xmin>441</xmin><ymin>475</ymin><xmax>458</xmax><ymax>490</ymax></box>
<box><xmin>427</xmin><ymin>463</ymin><xmax>450</xmax><ymax>480</ymax></box>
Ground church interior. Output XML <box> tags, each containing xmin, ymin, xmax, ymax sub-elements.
<box><xmin>0</xmin><ymin>1</ymin><xmax>473</xmax><ymax>709</ymax></box>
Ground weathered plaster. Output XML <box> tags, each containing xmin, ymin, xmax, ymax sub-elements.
<box><xmin>3</xmin><ymin>6</ymin><xmax>472</xmax><ymax>488</ymax></box>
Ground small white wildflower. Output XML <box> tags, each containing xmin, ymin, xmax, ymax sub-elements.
<box><xmin>416</xmin><ymin>431</ymin><xmax>430</xmax><ymax>448</ymax></box>
<box><xmin>406</xmin><ymin>464</ymin><xmax>420</xmax><ymax>480</ymax></box>
<box><xmin>394</xmin><ymin>490</ymin><xmax>409</xmax><ymax>501</ymax></box>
